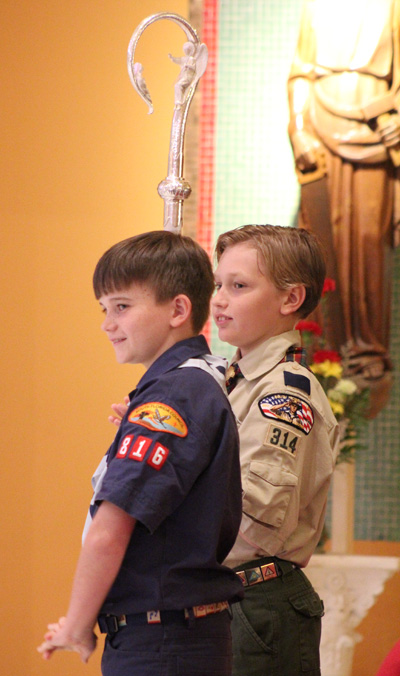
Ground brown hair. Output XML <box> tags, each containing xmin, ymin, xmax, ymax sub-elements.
<box><xmin>93</xmin><ymin>231</ymin><xmax>214</xmax><ymax>333</ymax></box>
<box><xmin>215</xmin><ymin>224</ymin><xmax>326</xmax><ymax>318</ymax></box>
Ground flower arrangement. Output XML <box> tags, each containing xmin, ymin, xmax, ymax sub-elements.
<box><xmin>296</xmin><ymin>279</ymin><xmax>370</xmax><ymax>463</ymax></box>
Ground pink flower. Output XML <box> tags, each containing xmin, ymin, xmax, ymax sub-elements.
<box><xmin>312</xmin><ymin>349</ymin><xmax>342</xmax><ymax>363</ymax></box>
<box><xmin>295</xmin><ymin>320</ymin><xmax>323</xmax><ymax>336</ymax></box>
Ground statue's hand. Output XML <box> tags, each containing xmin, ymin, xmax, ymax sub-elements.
<box><xmin>290</xmin><ymin>129</ymin><xmax>322</xmax><ymax>172</ymax></box>
<box><xmin>377</xmin><ymin>112</ymin><xmax>400</xmax><ymax>148</ymax></box>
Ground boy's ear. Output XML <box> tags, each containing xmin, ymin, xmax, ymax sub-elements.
<box><xmin>170</xmin><ymin>294</ymin><xmax>192</xmax><ymax>327</ymax></box>
<box><xmin>280</xmin><ymin>285</ymin><xmax>306</xmax><ymax>316</ymax></box>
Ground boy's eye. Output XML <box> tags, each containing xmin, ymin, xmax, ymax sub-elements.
<box><xmin>234</xmin><ymin>282</ymin><xmax>245</xmax><ymax>289</ymax></box>
<box><xmin>214</xmin><ymin>282</ymin><xmax>222</xmax><ymax>291</ymax></box>
<box><xmin>116</xmin><ymin>304</ymin><xmax>128</xmax><ymax>312</ymax></box>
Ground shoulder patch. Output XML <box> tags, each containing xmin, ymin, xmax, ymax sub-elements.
<box><xmin>258</xmin><ymin>393</ymin><xmax>314</xmax><ymax>435</ymax></box>
<box><xmin>284</xmin><ymin>370</ymin><xmax>311</xmax><ymax>395</ymax></box>
<box><xmin>128</xmin><ymin>402</ymin><xmax>188</xmax><ymax>437</ymax></box>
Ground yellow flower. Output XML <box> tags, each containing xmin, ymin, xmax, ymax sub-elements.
<box><xmin>329</xmin><ymin>399</ymin><xmax>344</xmax><ymax>416</ymax></box>
<box><xmin>310</xmin><ymin>360</ymin><xmax>343</xmax><ymax>379</ymax></box>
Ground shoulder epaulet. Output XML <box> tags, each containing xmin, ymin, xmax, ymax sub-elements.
<box><xmin>279</xmin><ymin>345</ymin><xmax>309</xmax><ymax>369</ymax></box>
<box><xmin>280</xmin><ymin>346</ymin><xmax>311</xmax><ymax>395</ymax></box>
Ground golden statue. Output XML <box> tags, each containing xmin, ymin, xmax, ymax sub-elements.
<box><xmin>288</xmin><ymin>0</ymin><xmax>400</xmax><ymax>416</ymax></box>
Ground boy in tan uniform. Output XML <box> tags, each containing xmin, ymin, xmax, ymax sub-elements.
<box><xmin>212</xmin><ymin>224</ymin><xmax>339</xmax><ymax>676</ymax></box>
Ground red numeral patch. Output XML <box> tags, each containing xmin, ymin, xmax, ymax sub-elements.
<box><xmin>116</xmin><ymin>435</ymin><xmax>134</xmax><ymax>458</ymax></box>
<box><xmin>128</xmin><ymin>436</ymin><xmax>152</xmax><ymax>461</ymax></box>
<box><xmin>147</xmin><ymin>443</ymin><xmax>169</xmax><ymax>470</ymax></box>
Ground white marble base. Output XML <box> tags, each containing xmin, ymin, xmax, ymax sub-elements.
<box><xmin>306</xmin><ymin>554</ymin><xmax>400</xmax><ymax>676</ymax></box>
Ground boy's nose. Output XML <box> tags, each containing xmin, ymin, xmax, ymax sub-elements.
<box><xmin>212</xmin><ymin>288</ymin><xmax>227</xmax><ymax>307</ymax></box>
<box><xmin>101</xmin><ymin>314</ymin><xmax>117</xmax><ymax>332</ymax></box>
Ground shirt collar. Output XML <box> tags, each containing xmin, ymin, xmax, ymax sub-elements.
<box><xmin>234</xmin><ymin>330</ymin><xmax>301</xmax><ymax>381</ymax></box>
<box><xmin>133</xmin><ymin>334</ymin><xmax>211</xmax><ymax>393</ymax></box>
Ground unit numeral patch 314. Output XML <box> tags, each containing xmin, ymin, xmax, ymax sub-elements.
<box><xmin>265</xmin><ymin>422</ymin><xmax>301</xmax><ymax>456</ymax></box>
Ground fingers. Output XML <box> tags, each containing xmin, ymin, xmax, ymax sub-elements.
<box><xmin>46</xmin><ymin>616</ymin><xmax>66</xmax><ymax>635</ymax></box>
<box><xmin>377</xmin><ymin>115</ymin><xmax>400</xmax><ymax>147</ymax></box>
<box><xmin>37</xmin><ymin>640</ymin><xmax>57</xmax><ymax>660</ymax></box>
<box><xmin>111</xmin><ymin>403</ymin><xmax>128</xmax><ymax>417</ymax></box>
<box><xmin>37</xmin><ymin>635</ymin><xmax>96</xmax><ymax>663</ymax></box>
<box><xmin>38</xmin><ymin>618</ymin><xmax>97</xmax><ymax>664</ymax></box>
<box><xmin>109</xmin><ymin>400</ymin><xmax>129</xmax><ymax>427</ymax></box>
<box><xmin>108</xmin><ymin>415</ymin><xmax>122</xmax><ymax>428</ymax></box>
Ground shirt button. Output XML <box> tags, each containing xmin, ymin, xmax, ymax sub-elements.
<box><xmin>293</xmin><ymin>362</ymin><xmax>301</xmax><ymax>370</ymax></box>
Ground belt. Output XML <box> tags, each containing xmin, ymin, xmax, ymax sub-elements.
<box><xmin>98</xmin><ymin>601</ymin><xmax>230</xmax><ymax>634</ymax></box>
<box><xmin>234</xmin><ymin>556</ymin><xmax>297</xmax><ymax>588</ymax></box>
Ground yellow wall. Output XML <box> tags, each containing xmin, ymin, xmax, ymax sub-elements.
<box><xmin>1</xmin><ymin>2</ymin><xmax>187</xmax><ymax>675</ymax></box>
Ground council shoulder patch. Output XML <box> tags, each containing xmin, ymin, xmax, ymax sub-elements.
<box><xmin>128</xmin><ymin>402</ymin><xmax>188</xmax><ymax>437</ymax></box>
<box><xmin>258</xmin><ymin>393</ymin><xmax>314</xmax><ymax>435</ymax></box>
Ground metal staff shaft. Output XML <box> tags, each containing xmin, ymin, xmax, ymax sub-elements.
<box><xmin>127</xmin><ymin>13</ymin><xmax>208</xmax><ymax>234</ymax></box>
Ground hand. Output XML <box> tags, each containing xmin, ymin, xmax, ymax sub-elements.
<box><xmin>37</xmin><ymin>617</ymin><xmax>97</xmax><ymax>663</ymax></box>
<box><xmin>377</xmin><ymin>112</ymin><xmax>400</xmax><ymax>148</ymax></box>
<box><xmin>37</xmin><ymin>616</ymin><xmax>66</xmax><ymax>660</ymax></box>
<box><xmin>108</xmin><ymin>396</ymin><xmax>130</xmax><ymax>427</ymax></box>
<box><xmin>290</xmin><ymin>129</ymin><xmax>322</xmax><ymax>172</ymax></box>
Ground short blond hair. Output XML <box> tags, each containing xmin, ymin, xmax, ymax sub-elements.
<box><xmin>215</xmin><ymin>224</ymin><xmax>326</xmax><ymax>318</ymax></box>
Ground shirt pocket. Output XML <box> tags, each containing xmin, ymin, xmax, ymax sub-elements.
<box><xmin>242</xmin><ymin>461</ymin><xmax>298</xmax><ymax>527</ymax></box>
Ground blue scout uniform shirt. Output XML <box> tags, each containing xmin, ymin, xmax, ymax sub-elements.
<box><xmin>90</xmin><ymin>335</ymin><xmax>243</xmax><ymax>615</ymax></box>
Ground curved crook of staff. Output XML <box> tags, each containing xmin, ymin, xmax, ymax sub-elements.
<box><xmin>127</xmin><ymin>12</ymin><xmax>208</xmax><ymax>234</ymax></box>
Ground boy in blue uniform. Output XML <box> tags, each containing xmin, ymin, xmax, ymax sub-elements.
<box><xmin>38</xmin><ymin>231</ymin><xmax>243</xmax><ymax>676</ymax></box>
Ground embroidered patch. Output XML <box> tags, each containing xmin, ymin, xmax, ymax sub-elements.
<box><xmin>116</xmin><ymin>435</ymin><xmax>135</xmax><ymax>458</ymax></box>
<box><xmin>264</xmin><ymin>422</ymin><xmax>302</xmax><ymax>456</ymax></box>
<box><xmin>147</xmin><ymin>443</ymin><xmax>169</xmax><ymax>470</ymax></box>
<box><xmin>128</xmin><ymin>436</ymin><xmax>152</xmax><ymax>461</ymax></box>
<box><xmin>258</xmin><ymin>393</ymin><xmax>314</xmax><ymax>435</ymax></box>
<box><xmin>284</xmin><ymin>370</ymin><xmax>310</xmax><ymax>395</ymax></box>
<box><xmin>128</xmin><ymin>402</ymin><xmax>188</xmax><ymax>437</ymax></box>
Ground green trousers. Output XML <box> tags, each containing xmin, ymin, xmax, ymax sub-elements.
<box><xmin>232</xmin><ymin>560</ymin><xmax>324</xmax><ymax>676</ymax></box>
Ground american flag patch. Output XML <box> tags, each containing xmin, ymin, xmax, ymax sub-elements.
<box><xmin>258</xmin><ymin>393</ymin><xmax>314</xmax><ymax>435</ymax></box>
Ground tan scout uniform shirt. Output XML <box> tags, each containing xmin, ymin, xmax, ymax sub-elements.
<box><xmin>224</xmin><ymin>330</ymin><xmax>339</xmax><ymax>569</ymax></box>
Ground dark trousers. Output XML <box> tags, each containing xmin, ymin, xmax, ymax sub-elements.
<box><xmin>101</xmin><ymin>610</ymin><xmax>233</xmax><ymax>676</ymax></box>
<box><xmin>231</xmin><ymin>563</ymin><xmax>324</xmax><ymax>676</ymax></box>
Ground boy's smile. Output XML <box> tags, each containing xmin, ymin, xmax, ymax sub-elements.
<box><xmin>212</xmin><ymin>243</ymin><xmax>293</xmax><ymax>356</ymax></box>
<box><xmin>99</xmin><ymin>284</ymin><xmax>177</xmax><ymax>369</ymax></box>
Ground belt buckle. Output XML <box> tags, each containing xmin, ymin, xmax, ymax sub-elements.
<box><xmin>98</xmin><ymin>614</ymin><xmax>119</xmax><ymax>634</ymax></box>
